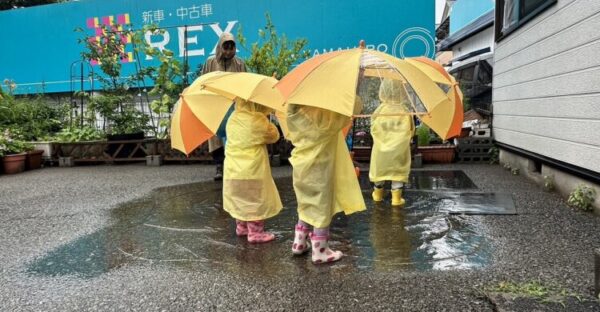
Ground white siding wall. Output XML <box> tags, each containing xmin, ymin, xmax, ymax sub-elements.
<box><xmin>452</xmin><ymin>27</ymin><xmax>495</xmax><ymax>59</ymax></box>
<box><xmin>493</xmin><ymin>0</ymin><xmax>600</xmax><ymax>173</ymax></box>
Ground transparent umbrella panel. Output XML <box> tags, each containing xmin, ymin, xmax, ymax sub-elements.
<box><xmin>357</xmin><ymin>51</ymin><xmax>429</xmax><ymax>118</ymax></box>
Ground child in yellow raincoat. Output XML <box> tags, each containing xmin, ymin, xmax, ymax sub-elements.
<box><xmin>223</xmin><ymin>99</ymin><xmax>282</xmax><ymax>243</ymax></box>
<box><xmin>370</xmin><ymin>79</ymin><xmax>415</xmax><ymax>206</ymax></box>
<box><xmin>287</xmin><ymin>104</ymin><xmax>366</xmax><ymax>264</ymax></box>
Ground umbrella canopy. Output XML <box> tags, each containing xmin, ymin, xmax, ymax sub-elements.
<box><xmin>275</xmin><ymin>45</ymin><xmax>463</xmax><ymax>139</ymax></box>
<box><xmin>170</xmin><ymin>90</ymin><xmax>233</xmax><ymax>155</ymax></box>
<box><xmin>405</xmin><ymin>57</ymin><xmax>463</xmax><ymax>139</ymax></box>
<box><xmin>171</xmin><ymin>72</ymin><xmax>286</xmax><ymax>155</ymax></box>
<box><xmin>199</xmin><ymin>72</ymin><xmax>286</xmax><ymax>112</ymax></box>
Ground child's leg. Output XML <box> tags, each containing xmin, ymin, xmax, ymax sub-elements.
<box><xmin>247</xmin><ymin>220</ymin><xmax>275</xmax><ymax>243</ymax></box>
<box><xmin>390</xmin><ymin>181</ymin><xmax>406</xmax><ymax>206</ymax></box>
<box><xmin>391</xmin><ymin>181</ymin><xmax>404</xmax><ymax>189</ymax></box>
<box><xmin>235</xmin><ymin>220</ymin><xmax>248</xmax><ymax>236</ymax></box>
<box><xmin>310</xmin><ymin>227</ymin><xmax>343</xmax><ymax>264</ymax></box>
<box><xmin>372</xmin><ymin>181</ymin><xmax>385</xmax><ymax>202</ymax></box>
<box><xmin>292</xmin><ymin>220</ymin><xmax>311</xmax><ymax>255</ymax></box>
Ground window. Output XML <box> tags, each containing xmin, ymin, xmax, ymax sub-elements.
<box><xmin>478</xmin><ymin>61</ymin><xmax>493</xmax><ymax>85</ymax></box>
<box><xmin>460</xmin><ymin>65</ymin><xmax>475</xmax><ymax>82</ymax></box>
<box><xmin>495</xmin><ymin>0</ymin><xmax>557</xmax><ymax>41</ymax></box>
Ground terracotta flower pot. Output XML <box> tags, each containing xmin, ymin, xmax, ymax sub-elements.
<box><xmin>2</xmin><ymin>153</ymin><xmax>27</xmax><ymax>174</ymax></box>
<box><xmin>417</xmin><ymin>145</ymin><xmax>456</xmax><ymax>164</ymax></box>
<box><xmin>26</xmin><ymin>149</ymin><xmax>44</xmax><ymax>170</ymax></box>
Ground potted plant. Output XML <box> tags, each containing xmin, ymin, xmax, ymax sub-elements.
<box><xmin>416</xmin><ymin>124</ymin><xmax>455</xmax><ymax>163</ymax></box>
<box><xmin>0</xmin><ymin>129</ymin><xmax>32</xmax><ymax>174</ymax></box>
<box><xmin>53</xmin><ymin>125</ymin><xmax>106</xmax><ymax>161</ymax></box>
<box><xmin>25</xmin><ymin>149</ymin><xmax>44</xmax><ymax>170</ymax></box>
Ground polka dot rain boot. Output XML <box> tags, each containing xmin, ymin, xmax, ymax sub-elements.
<box><xmin>309</xmin><ymin>233</ymin><xmax>343</xmax><ymax>264</ymax></box>
<box><xmin>292</xmin><ymin>224</ymin><xmax>311</xmax><ymax>255</ymax></box>
<box><xmin>247</xmin><ymin>220</ymin><xmax>275</xmax><ymax>244</ymax></box>
<box><xmin>235</xmin><ymin>220</ymin><xmax>248</xmax><ymax>236</ymax></box>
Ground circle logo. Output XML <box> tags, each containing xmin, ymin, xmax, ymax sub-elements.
<box><xmin>392</xmin><ymin>27</ymin><xmax>435</xmax><ymax>58</ymax></box>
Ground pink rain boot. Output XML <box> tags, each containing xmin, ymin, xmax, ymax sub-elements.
<box><xmin>247</xmin><ymin>221</ymin><xmax>275</xmax><ymax>243</ymax></box>
<box><xmin>309</xmin><ymin>233</ymin><xmax>343</xmax><ymax>264</ymax></box>
<box><xmin>235</xmin><ymin>220</ymin><xmax>248</xmax><ymax>236</ymax></box>
<box><xmin>292</xmin><ymin>224</ymin><xmax>311</xmax><ymax>255</ymax></box>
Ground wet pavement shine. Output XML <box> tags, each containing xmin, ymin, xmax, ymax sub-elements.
<box><xmin>27</xmin><ymin>170</ymin><xmax>497</xmax><ymax>278</ymax></box>
<box><xmin>3</xmin><ymin>164</ymin><xmax>600</xmax><ymax>311</ymax></box>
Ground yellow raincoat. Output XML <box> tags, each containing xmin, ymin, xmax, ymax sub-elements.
<box><xmin>369</xmin><ymin>79</ymin><xmax>415</xmax><ymax>183</ymax></box>
<box><xmin>223</xmin><ymin>100</ymin><xmax>282</xmax><ymax>221</ymax></box>
<box><xmin>287</xmin><ymin>104</ymin><xmax>366</xmax><ymax>228</ymax></box>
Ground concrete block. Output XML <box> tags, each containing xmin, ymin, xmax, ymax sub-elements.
<box><xmin>412</xmin><ymin>153</ymin><xmax>423</xmax><ymax>168</ymax></box>
<box><xmin>472</xmin><ymin>128</ymin><xmax>491</xmax><ymax>137</ymax></box>
<box><xmin>58</xmin><ymin>157</ymin><xmax>73</xmax><ymax>167</ymax></box>
<box><xmin>146</xmin><ymin>155</ymin><xmax>163</xmax><ymax>166</ymax></box>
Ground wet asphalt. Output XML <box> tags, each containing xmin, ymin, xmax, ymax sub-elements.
<box><xmin>1</xmin><ymin>163</ymin><xmax>599</xmax><ymax>311</ymax></box>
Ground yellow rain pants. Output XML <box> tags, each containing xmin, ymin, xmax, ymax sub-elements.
<box><xmin>223</xmin><ymin>100</ymin><xmax>282</xmax><ymax>221</ymax></box>
<box><xmin>287</xmin><ymin>104</ymin><xmax>366</xmax><ymax>228</ymax></box>
<box><xmin>369</xmin><ymin>79</ymin><xmax>415</xmax><ymax>183</ymax></box>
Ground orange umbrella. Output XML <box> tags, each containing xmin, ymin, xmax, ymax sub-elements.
<box><xmin>171</xmin><ymin>72</ymin><xmax>287</xmax><ymax>155</ymax></box>
<box><xmin>170</xmin><ymin>91</ymin><xmax>233</xmax><ymax>155</ymax></box>
<box><xmin>275</xmin><ymin>43</ymin><xmax>463</xmax><ymax>140</ymax></box>
<box><xmin>406</xmin><ymin>57</ymin><xmax>464</xmax><ymax>139</ymax></box>
<box><xmin>276</xmin><ymin>45</ymin><xmax>448</xmax><ymax>117</ymax></box>
<box><xmin>170</xmin><ymin>72</ymin><xmax>233</xmax><ymax>155</ymax></box>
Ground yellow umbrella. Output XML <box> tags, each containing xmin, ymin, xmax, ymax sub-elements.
<box><xmin>197</xmin><ymin>71</ymin><xmax>286</xmax><ymax>112</ymax></box>
<box><xmin>170</xmin><ymin>72</ymin><xmax>234</xmax><ymax>155</ymax></box>
<box><xmin>275</xmin><ymin>44</ymin><xmax>463</xmax><ymax>139</ymax></box>
<box><xmin>171</xmin><ymin>72</ymin><xmax>287</xmax><ymax>155</ymax></box>
<box><xmin>405</xmin><ymin>57</ymin><xmax>464</xmax><ymax>139</ymax></box>
<box><xmin>170</xmin><ymin>92</ymin><xmax>233</xmax><ymax>155</ymax></box>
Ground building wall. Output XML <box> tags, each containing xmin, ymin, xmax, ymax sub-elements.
<box><xmin>451</xmin><ymin>26</ymin><xmax>495</xmax><ymax>60</ymax></box>
<box><xmin>493</xmin><ymin>0</ymin><xmax>600</xmax><ymax>174</ymax></box>
<box><xmin>449</xmin><ymin>0</ymin><xmax>494</xmax><ymax>34</ymax></box>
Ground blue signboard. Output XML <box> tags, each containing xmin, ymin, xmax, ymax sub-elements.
<box><xmin>0</xmin><ymin>0</ymin><xmax>435</xmax><ymax>94</ymax></box>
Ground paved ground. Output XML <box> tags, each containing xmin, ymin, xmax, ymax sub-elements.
<box><xmin>1</xmin><ymin>163</ymin><xmax>599</xmax><ymax>311</ymax></box>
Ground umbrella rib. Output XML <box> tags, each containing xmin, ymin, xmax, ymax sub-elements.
<box><xmin>279</xmin><ymin>49</ymin><xmax>353</xmax><ymax>100</ymax></box>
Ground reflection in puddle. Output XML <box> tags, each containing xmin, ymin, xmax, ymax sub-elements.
<box><xmin>27</xmin><ymin>170</ymin><xmax>491</xmax><ymax>278</ymax></box>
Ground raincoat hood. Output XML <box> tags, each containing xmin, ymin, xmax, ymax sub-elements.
<box><xmin>216</xmin><ymin>32</ymin><xmax>236</xmax><ymax>61</ymax></box>
<box><xmin>235</xmin><ymin>99</ymin><xmax>273</xmax><ymax>116</ymax></box>
<box><xmin>379</xmin><ymin>79</ymin><xmax>408</xmax><ymax>104</ymax></box>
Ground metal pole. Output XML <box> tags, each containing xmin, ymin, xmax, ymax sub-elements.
<box><xmin>80</xmin><ymin>62</ymin><xmax>84</xmax><ymax>127</ymax></box>
<box><xmin>183</xmin><ymin>25</ymin><xmax>189</xmax><ymax>86</ymax></box>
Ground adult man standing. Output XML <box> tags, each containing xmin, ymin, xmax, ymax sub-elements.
<box><xmin>201</xmin><ymin>32</ymin><xmax>246</xmax><ymax>180</ymax></box>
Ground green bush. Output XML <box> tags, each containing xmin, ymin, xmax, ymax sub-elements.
<box><xmin>416</xmin><ymin>124</ymin><xmax>431</xmax><ymax>146</ymax></box>
<box><xmin>543</xmin><ymin>175</ymin><xmax>555</xmax><ymax>191</ymax></box>
<box><xmin>568</xmin><ymin>184</ymin><xmax>596</xmax><ymax>211</ymax></box>
<box><xmin>54</xmin><ymin>126</ymin><xmax>105</xmax><ymax>143</ymax></box>
<box><xmin>236</xmin><ymin>12</ymin><xmax>310</xmax><ymax>79</ymax></box>
<box><xmin>137</xmin><ymin>24</ymin><xmax>185</xmax><ymax>138</ymax></box>
<box><xmin>76</xmin><ymin>25</ymin><xmax>152</xmax><ymax>136</ymax></box>
<box><xmin>0</xmin><ymin>129</ymin><xmax>33</xmax><ymax>156</ymax></box>
<box><xmin>488</xmin><ymin>146</ymin><xmax>499</xmax><ymax>164</ymax></box>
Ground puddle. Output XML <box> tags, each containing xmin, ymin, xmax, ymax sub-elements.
<box><xmin>27</xmin><ymin>170</ymin><xmax>493</xmax><ymax>278</ymax></box>
<box><xmin>358</xmin><ymin>169</ymin><xmax>478</xmax><ymax>191</ymax></box>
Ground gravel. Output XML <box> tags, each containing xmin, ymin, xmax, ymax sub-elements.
<box><xmin>1</xmin><ymin>163</ymin><xmax>599</xmax><ymax>311</ymax></box>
